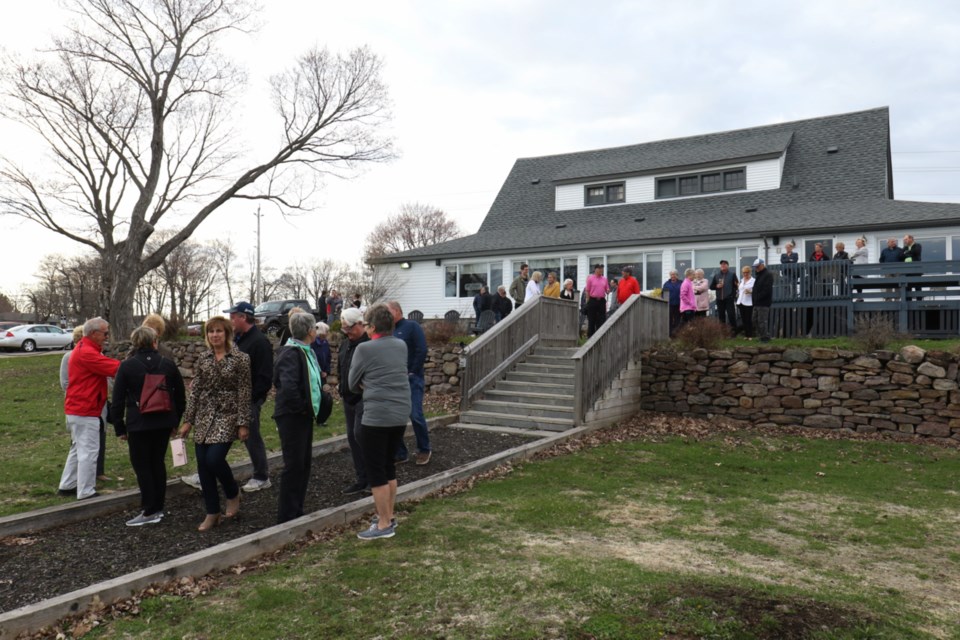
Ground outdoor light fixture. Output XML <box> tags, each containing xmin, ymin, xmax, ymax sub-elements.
<box><xmin>400</xmin><ymin>262</ymin><xmax>411</xmax><ymax>269</ymax></box>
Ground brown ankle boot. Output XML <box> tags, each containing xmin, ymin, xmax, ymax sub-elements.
<box><xmin>198</xmin><ymin>513</ymin><xmax>221</xmax><ymax>532</ymax></box>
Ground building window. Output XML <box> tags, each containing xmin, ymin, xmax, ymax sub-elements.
<box><xmin>444</xmin><ymin>262</ymin><xmax>503</xmax><ymax>298</ymax></box>
<box><xmin>584</xmin><ymin>182</ymin><xmax>625</xmax><ymax>206</ymax></box>
<box><xmin>656</xmin><ymin>167</ymin><xmax>746</xmax><ymax>199</ymax></box>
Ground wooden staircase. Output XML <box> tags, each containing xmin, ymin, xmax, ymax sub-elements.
<box><xmin>458</xmin><ymin>344</ymin><xmax>577</xmax><ymax>432</ymax></box>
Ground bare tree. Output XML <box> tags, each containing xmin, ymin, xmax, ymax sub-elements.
<box><xmin>363</xmin><ymin>202</ymin><xmax>462</xmax><ymax>263</ymax></box>
<box><xmin>307</xmin><ymin>258</ymin><xmax>347</xmax><ymax>309</ymax></box>
<box><xmin>210</xmin><ymin>238</ymin><xmax>239</xmax><ymax>307</ymax></box>
<box><xmin>0</xmin><ymin>0</ymin><xmax>394</xmax><ymax>338</ymax></box>
<box><xmin>340</xmin><ymin>261</ymin><xmax>403</xmax><ymax>306</ymax></box>
<box><xmin>0</xmin><ymin>291</ymin><xmax>16</xmax><ymax>314</ymax></box>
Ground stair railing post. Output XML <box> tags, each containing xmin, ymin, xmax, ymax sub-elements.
<box><xmin>573</xmin><ymin>355</ymin><xmax>584</xmax><ymax>426</ymax></box>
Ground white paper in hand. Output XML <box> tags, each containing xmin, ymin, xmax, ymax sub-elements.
<box><xmin>170</xmin><ymin>438</ymin><xmax>188</xmax><ymax>467</ymax></box>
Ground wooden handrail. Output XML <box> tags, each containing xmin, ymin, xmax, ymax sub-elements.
<box><xmin>572</xmin><ymin>294</ymin><xmax>668</xmax><ymax>425</ymax></box>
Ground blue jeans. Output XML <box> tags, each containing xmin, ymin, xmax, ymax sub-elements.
<box><xmin>195</xmin><ymin>442</ymin><xmax>239</xmax><ymax>515</ymax></box>
<box><xmin>395</xmin><ymin>375</ymin><xmax>430</xmax><ymax>459</ymax></box>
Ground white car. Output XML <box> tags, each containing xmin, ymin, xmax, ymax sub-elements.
<box><xmin>0</xmin><ymin>324</ymin><xmax>75</xmax><ymax>352</ymax></box>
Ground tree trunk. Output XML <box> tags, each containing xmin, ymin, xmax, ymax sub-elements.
<box><xmin>103</xmin><ymin>242</ymin><xmax>148</xmax><ymax>340</ymax></box>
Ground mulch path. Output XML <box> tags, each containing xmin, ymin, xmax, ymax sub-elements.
<box><xmin>0</xmin><ymin>426</ymin><xmax>532</xmax><ymax>614</ymax></box>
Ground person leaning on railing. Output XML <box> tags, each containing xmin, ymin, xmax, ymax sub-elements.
<box><xmin>850</xmin><ymin>237</ymin><xmax>869</xmax><ymax>301</ymax></box>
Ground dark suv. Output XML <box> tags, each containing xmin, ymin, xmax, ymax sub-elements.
<box><xmin>254</xmin><ymin>299</ymin><xmax>312</xmax><ymax>337</ymax></box>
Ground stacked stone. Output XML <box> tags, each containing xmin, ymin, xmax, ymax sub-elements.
<box><xmin>111</xmin><ymin>335</ymin><xmax>465</xmax><ymax>395</ymax></box>
<box><xmin>641</xmin><ymin>345</ymin><xmax>960</xmax><ymax>442</ymax></box>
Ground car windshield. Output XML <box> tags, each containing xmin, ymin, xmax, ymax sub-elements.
<box><xmin>255</xmin><ymin>302</ymin><xmax>283</xmax><ymax>313</ymax></box>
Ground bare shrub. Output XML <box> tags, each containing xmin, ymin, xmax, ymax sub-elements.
<box><xmin>423</xmin><ymin>320</ymin><xmax>459</xmax><ymax>346</ymax></box>
<box><xmin>852</xmin><ymin>315</ymin><xmax>898</xmax><ymax>352</ymax></box>
<box><xmin>673</xmin><ymin>317</ymin><xmax>731</xmax><ymax>350</ymax></box>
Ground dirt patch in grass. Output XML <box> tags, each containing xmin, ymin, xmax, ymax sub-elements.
<box><xmin>636</xmin><ymin>583</ymin><xmax>876</xmax><ymax>640</ymax></box>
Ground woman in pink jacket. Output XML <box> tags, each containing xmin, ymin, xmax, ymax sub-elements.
<box><xmin>680</xmin><ymin>268</ymin><xmax>697</xmax><ymax>326</ymax></box>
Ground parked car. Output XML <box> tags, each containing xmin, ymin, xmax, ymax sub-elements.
<box><xmin>0</xmin><ymin>321</ymin><xmax>20</xmax><ymax>333</ymax></box>
<box><xmin>186</xmin><ymin>323</ymin><xmax>203</xmax><ymax>336</ymax></box>
<box><xmin>0</xmin><ymin>324</ymin><xmax>75</xmax><ymax>352</ymax></box>
<box><xmin>254</xmin><ymin>299</ymin><xmax>318</xmax><ymax>337</ymax></box>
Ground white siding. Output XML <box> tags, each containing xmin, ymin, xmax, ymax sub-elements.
<box><xmin>555</xmin><ymin>184</ymin><xmax>581</xmax><ymax>211</ymax></box>
<box><xmin>554</xmin><ymin>156</ymin><xmax>784</xmax><ymax>211</ymax></box>
<box><xmin>746</xmin><ymin>157</ymin><xmax>782</xmax><ymax>191</ymax></box>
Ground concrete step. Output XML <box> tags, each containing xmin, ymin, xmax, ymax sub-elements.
<box><xmin>459</xmin><ymin>410</ymin><xmax>574</xmax><ymax>432</ymax></box>
<box><xmin>483</xmin><ymin>389</ymin><xmax>574</xmax><ymax>407</ymax></box>
<box><xmin>514</xmin><ymin>362</ymin><xmax>575</xmax><ymax>375</ymax></box>
<box><xmin>471</xmin><ymin>399</ymin><xmax>575</xmax><ymax>420</ymax></box>
<box><xmin>503</xmin><ymin>370</ymin><xmax>575</xmax><ymax>385</ymax></box>
<box><xmin>494</xmin><ymin>380</ymin><xmax>575</xmax><ymax>395</ymax></box>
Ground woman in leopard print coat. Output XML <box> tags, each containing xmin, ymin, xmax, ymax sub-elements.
<box><xmin>179</xmin><ymin>317</ymin><xmax>251</xmax><ymax>531</ymax></box>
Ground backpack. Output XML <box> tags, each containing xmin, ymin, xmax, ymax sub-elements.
<box><xmin>139</xmin><ymin>358</ymin><xmax>173</xmax><ymax>414</ymax></box>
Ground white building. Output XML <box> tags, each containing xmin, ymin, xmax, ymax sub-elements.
<box><xmin>372</xmin><ymin>107</ymin><xmax>960</xmax><ymax>318</ymax></box>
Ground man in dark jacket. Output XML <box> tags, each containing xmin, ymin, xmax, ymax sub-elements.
<box><xmin>879</xmin><ymin>238</ymin><xmax>905</xmax><ymax>301</ymax></box>
<box><xmin>338</xmin><ymin>308</ymin><xmax>370</xmax><ymax>494</ymax></box>
<box><xmin>227</xmin><ymin>301</ymin><xmax>274</xmax><ymax>492</ymax></box>
<box><xmin>709</xmin><ymin>260</ymin><xmax>739</xmax><ymax>333</ymax></box>
<box><xmin>493</xmin><ymin>285</ymin><xmax>513</xmax><ymax>322</ymax></box>
<box><xmin>387</xmin><ymin>300</ymin><xmax>431</xmax><ymax>465</ymax></box>
<box><xmin>752</xmin><ymin>259</ymin><xmax>775</xmax><ymax>343</ymax></box>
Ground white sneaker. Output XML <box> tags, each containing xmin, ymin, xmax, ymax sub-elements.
<box><xmin>242</xmin><ymin>477</ymin><xmax>272</xmax><ymax>493</ymax></box>
<box><xmin>181</xmin><ymin>473</ymin><xmax>202</xmax><ymax>490</ymax></box>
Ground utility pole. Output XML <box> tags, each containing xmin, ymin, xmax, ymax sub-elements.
<box><xmin>255</xmin><ymin>206</ymin><xmax>262</xmax><ymax>305</ymax></box>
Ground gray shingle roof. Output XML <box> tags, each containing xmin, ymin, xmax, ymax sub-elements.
<box><xmin>552</xmin><ymin>130</ymin><xmax>794</xmax><ymax>182</ymax></box>
<box><xmin>375</xmin><ymin>107</ymin><xmax>960</xmax><ymax>263</ymax></box>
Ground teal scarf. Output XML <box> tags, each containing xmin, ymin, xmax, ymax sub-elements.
<box><xmin>287</xmin><ymin>339</ymin><xmax>322</xmax><ymax>417</ymax></box>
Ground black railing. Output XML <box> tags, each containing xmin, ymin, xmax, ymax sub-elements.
<box><xmin>766</xmin><ymin>260</ymin><xmax>960</xmax><ymax>337</ymax></box>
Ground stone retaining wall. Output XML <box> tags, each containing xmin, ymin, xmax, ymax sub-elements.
<box><xmin>640</xmin><ymin>345</ymin><xmax>960</xmax><ymax>442</ymax></box>
<box><xmin>108</xmin><ymin>336</ymin><xmax>465</xmax><ymax>395</ymax></box>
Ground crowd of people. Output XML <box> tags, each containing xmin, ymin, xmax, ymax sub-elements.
<box><xmin>56</xmin><ymin>299</ymin><xmax>431</xmax><ymax>542</ymax></box>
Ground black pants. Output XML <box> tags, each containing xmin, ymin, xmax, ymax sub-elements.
<box><xmin>195</xmin><ymin>441</ymin><xmax>238</xmax><ymax>515</ymax></box>
<box><xmin>738</xmin><ymin>304</ymin><xmax>754</xmax><ymax>338</ymax></box>
<box><xmin>586</xmin><ymin>297</ymin><xmax>606</xmax><ymax>337</ymax></box>
<box><xmin>127</xmin><ymin>428</ymin><xmax>170</xmax><ymax>515</ymax></box>
<box><xmin>668</xmin><ymin>305</ymin><xmax>681</xmax><ymax>335</ymax></box>
<box><xmin>343</xmin><ymin>401</ymin><xmax>367</xmax><ymax>487</ymax></box>
<box><xmin>276</xmin><ymin>412</ymin><xmax>314</xmax><ymax>524</ymax></box>
<box><xmin>360</xmin><ymin>424</ymin><xmax>407</xmax><ymax>488</ymax></box>
<box><xmin>716</xmin><ymin>297</ymin><xmax>737</xmax><ymax>332</ymax></box>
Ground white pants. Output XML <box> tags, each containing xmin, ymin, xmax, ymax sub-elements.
<box><xmin>58</xmin><ymin>415</ymin><xmax>100</xmax><ymax>499</ymax></box>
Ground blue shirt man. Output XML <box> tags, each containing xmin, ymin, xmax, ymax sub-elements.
<box><xmin>387</xmin><ymin>301</ymin><xmax>431</xmax><ymax>464</ymax></box>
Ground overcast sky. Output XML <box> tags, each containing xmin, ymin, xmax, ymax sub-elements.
<box><xmin>2</xmin><ymin>0</ymin><xmax>960</xmax><ymax>301</ymax></box>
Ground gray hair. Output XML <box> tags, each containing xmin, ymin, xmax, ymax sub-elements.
<box><xmin>684</xmin><ymin>268</ymin><xmax>696</xmax><ymax>278</ymax></box>
<box><xmin>695</xmin><ymin>269</ymin><xmax>705</xmax><ymax>277</ymax></box>
<box><xmin>563</xmin><ymin>278</ymin><xmax>573</xmax><ymax>287</ymax></box>
<box><xmin>497</xmin><ymin>285</ymin><xmax>506</xmax><ymax>293</ymax></box>
<box><xmin>83</xmin><ymin>317</ymin><xmax>107</xmax><ymax>337</ymax></box>
<box><xmin>365</xmin><ymin>303</ymin><xmax>395</xmax><ymax>334</ymax></box>
<box><xmin>130</xmin><ymin>325</ymin><xmax>158</xmax><ymax>350</ymax></box>
<box><xmin>289</xmin><ymin>312</ymin><xmax>316</xmax><ymax>341</ymax></box>
<box><xmin>386</xmin><ymin>299</ymin><xmax>403</xmax><ymax>316</ymax></box>
<box><xmin>314</xmin><ymin>321</ymin><xmax>330</xmax><ymax>336</ymax></box>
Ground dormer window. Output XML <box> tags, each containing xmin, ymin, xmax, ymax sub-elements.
<box><xmin>585</xmin><ymin>181</ymin><xmax>625</xmax><ymax>206</ymax></box>
<box><xmin>657</xmin><ymin>167</ymin><xmax>746</xmax><ymax>199</ymax></box>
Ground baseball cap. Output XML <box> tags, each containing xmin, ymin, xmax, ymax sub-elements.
<box><xmin>341</xmin><ymin>307</ymin><xmax>364</xmax><ymax>327</ymax></box>
<box><xmin>223</xmin><ymin>301</ymin><xmax>255</xmax><ymax>314</ymax></box>
<box><xmin>753</xmin><ymin>258</ymin><xmax>765</xmax><ymax>267</ymax></box>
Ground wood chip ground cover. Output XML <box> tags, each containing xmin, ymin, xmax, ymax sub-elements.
<box><xmin>0</xmin><ymin>427</ymin><xmax>532</xmax><ymax>614</ymax></box>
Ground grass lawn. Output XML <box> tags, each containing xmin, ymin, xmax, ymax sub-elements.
<box><xmin>0</xmin><ymin>354</ymin><xmax>346</xmax><ymax>517</ymax></box>
<box><xmin>85</xmin><ymin>420</ymin><xmax>960</xmax><ymax>639</ymax></box>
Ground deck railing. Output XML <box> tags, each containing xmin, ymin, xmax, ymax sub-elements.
<box><xmin>459</xmin><ymin>296</ymin><xmax>579</xmax><ymax>412</ymax></box>
<box><xmin>572</xmin><ymin>294</ymin><xmax>669</xmax><ymax>425</ymax></box>
<box><xmin>768</xmin><ymin>260</ymin><xmax>960</xmax><ymax>337</ymax></box>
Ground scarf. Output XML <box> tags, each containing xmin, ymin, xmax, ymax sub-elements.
<box><xmin>287</xmin><ymin>338</ymin><xmax>322</xmax><ymax>417</ymax></box>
